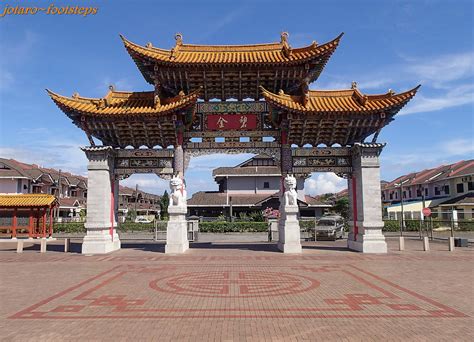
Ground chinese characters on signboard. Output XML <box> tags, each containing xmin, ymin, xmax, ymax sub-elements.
<box><xmin>206</xmin><ymin>114</ymin><xmax>258</xmax><ymax>131</ymax></box>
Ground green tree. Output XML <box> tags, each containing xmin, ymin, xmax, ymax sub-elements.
<box><xmin>333</xmin><ymin>196</ymin><xmax>349</xmax><ymax>220</ymax></box>
<box><xmin>160</xmin><ymin>190</ymin><xmax>169</xmax><ymax>220</ymax></box>
<box><xmin>126</xmin><ymin>209</ymin><xmax>137</xmax><ymax>222</ymax></box>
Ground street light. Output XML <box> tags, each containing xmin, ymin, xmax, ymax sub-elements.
<box><xmin>398</xmin><ymin>181</ymin><xmax>405</xmax><ymax>235</ymax></box>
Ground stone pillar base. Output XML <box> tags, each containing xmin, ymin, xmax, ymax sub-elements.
<box><xmin>165</xmin><ymin>206</ymin><xmax>189</xmax><ymax>254</ymax></box>
<box><xmin>347</xmin><ymin>230</ymin><xmax>387</xmax><ymax>253</ymax></box>
<box><xmin>277</xmin><ymin>241</ymin><xmax>302</xmax><ymax>253</ymax></box>
<box><xmin>278</xmin><ymin>205</ymin><xmax>302</xmax><ymax>254</ymax></box>
<box><xmin>82</xmin><ymin>229</ymin><xmax>121</xmax><ymax>254</ymax></box>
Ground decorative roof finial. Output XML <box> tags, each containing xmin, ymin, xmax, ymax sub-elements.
<box><xmin>72</xmin><ymin>92</ymin><xmax>79</xmax><ymax>99</ymax></box>
<box><xmin>278</xmin><ymin>89</ymin><xmax>285</xmax><ymax>95</ymax></box>
<box><xmin>109</xmin><ymin>85</ymin><xmax>115</xmax><ymax>92</ymax></box>
<box><xmin>351</xmin><ymin>81</ymin><xmax>357</xmax><ymax>89</ymax></box>
<box><xmin>280</xmin><ymin>32</ymin><xmax>292</xmax><ymax>58</ymax></box>
<box><xmin>388</xmin><ymin>89</ymin><xmax>395</xmax><ymax>96</ymax></box>
<box><xmin>175</xmin><ymin>33</ymin><xmax>183</xmax><ymax>46</ymax></box>
<box><xmin>146</xmin><ymin>42</ymin><xmax>153</xmax><ymax>48</ymax></box>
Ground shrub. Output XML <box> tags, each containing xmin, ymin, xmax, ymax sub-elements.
<box><xmin>383</xmin><ymin>220</ymin><xmax>400</xmax><ymax>232</ymax></box>
<box><xmin>458</xmin><ymin>220</ymin><xmax>474</xmax><ymax>231</ymax></box>
<box><xmin>54</xmin><ymin>222</ymin><xmax>86</xmax><ymax>233</ymax></box>
<box><xmin>299</xmin><ymin>220</ymin><xmax>316</xmax><ymax>230</ymax></box>
<box><xmin>199</xmin><ymin>221</ymin><xmax>268</xmax><ymax>233</ymax></box>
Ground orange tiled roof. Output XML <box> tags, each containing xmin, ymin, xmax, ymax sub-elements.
<box><xmin>47</xmin><ymin>87</ymin><xmax>201</xmax><ymax>116</ymax></box>
<box><xmin>0</xmin><ymin>194</ymin><xmax>57</xmax><ymax>207</ymax></box>
<box><xmin>120</xmin><ymin>33</ymin><xmax>343</xmax><ymax>65</ymax></box>
<box><xmin>260</xmin><ymin>86</ymin><xmax>420</xmax><ymax>114</ymax></box>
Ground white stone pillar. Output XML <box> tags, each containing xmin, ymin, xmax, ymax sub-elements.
<box><xmin>278</xmin><ymin>175</ymin><xmax>302</xmax><ymax>253</ymax></box>
<box><xmin>347</xmin><ymin>143</ymin><xmax>387</xmax><ymax>253</ymax></box>
<box><xmin>81</xmin><ymin>146</ymin><xmax>121</xmax><ymax>254</ymax></box>
<box><xmin>165</xmin><ymin>166</ymin><xmax>189</xmax><ymax>253</ymax></box>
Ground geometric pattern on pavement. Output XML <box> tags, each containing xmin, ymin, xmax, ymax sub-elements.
<box><xmin>10</xmin><ymin>264</ymin><xmax>467</xmax><ymax>319</ymax></box>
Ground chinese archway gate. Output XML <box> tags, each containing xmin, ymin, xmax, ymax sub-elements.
<box><xmin>48</xmin><ymin>32</ymin><xmax>419</xmax><ymax>254</ymax></box>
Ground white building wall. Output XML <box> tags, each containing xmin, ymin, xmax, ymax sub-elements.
<box><xmin>255</xmin><ymin>177</ymin><xmax>280</xmax><ymax>194</ymax></box>
<box><xmin>0</xmin><ymin>179</ymin><xmax>19</xmax><ymax>193</ymax></box>
<box><xmin>227</xmin><ymin>177</ymin><xmax>256</xmax><ymax>193</ymax></box>
<box><xmin>0</xmin><ymin>178</ymin><xmax>30</xmax><ymax>194</ymax></box>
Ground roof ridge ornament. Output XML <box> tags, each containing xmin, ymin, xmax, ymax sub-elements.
<box><xmin>175</xmin><ymin>33</ymin><xmax>183</xmax><ymax>46</ymax></box>
<box><xmin>351</xmin><ymin>81</ymin><xmax>357</xmax><ymax>89</ymax></box>
<box><xmin>170</xmin><ymin>33</ymin><xmax>183</xmax><ymax>60</ymax></box>
<box><xmin>280</xmin><ymin>32</ymin><xmax>292</xmax><ymax>58</ymax></box>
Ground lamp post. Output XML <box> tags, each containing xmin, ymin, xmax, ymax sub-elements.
<box><xmin>399</xmin><ymin>181</ymin><xmax>405</xmax><ymax>235</ymax></box>
<box><xmin>55</xmin><ymin>169</ymin><xmax>62</xmax><ymax>221</ymax></box>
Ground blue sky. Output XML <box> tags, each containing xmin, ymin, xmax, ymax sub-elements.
<box><xmin>0</xmin><ymin>0</ymin><xmax>473</xmax><ymax>196</ymax></box>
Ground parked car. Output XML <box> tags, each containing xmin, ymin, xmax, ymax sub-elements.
<box><xmin>135</xmin><ymin>217</ymin><xmax>152</xmax><ymax>224</ymax></box>
<box><xmin>315</xmin><ymin>215</ymin><xmax>344</xmax><ymax>241</ymax></box>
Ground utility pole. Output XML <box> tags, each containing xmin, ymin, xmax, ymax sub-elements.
<box><xmin>399</xmin><ymin>182</ymin><xmax>405</xmax><ymax>233</ymax></box>
<box><xmin>135</xmin><ymin>184</ymin><xmax>138</xmax><ymax>213</ymax></box>
<box><xmin>56</xmin><ymin>169</ymin><xmax>62</xmax><ymax>220</ymax></box>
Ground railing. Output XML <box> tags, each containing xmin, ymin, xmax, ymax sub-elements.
<box><xmin>383</xmin><ymin>217</ymin><xmax>473</xmax><ymax>244</ymax></box>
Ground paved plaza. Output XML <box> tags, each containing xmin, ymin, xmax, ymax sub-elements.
<box><xmin>0</xmin><ymin>238</ymin><xmax>473</xmax><ymax>341</ymax></box>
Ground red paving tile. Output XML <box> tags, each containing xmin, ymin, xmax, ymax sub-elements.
<box><xmin>0</xmin><ymin>237</ymin><xmax>473</xmax><ymax>341</ymax></box>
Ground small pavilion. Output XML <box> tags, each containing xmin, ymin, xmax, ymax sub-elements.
<box><xmin>0</xmin><ymin>194</ymin><xmax>57</xmax><ymax>238</ymax></box>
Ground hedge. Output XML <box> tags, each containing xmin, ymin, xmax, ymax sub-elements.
<box><xmin>199</xmin><ymin>221</ymin><xmax>267</xmax><ymax>233</ymax></box>
<box><xmin>53</xmin><ymin>222</ymin><xmax>167</xmax><ymax>233</ymax></box>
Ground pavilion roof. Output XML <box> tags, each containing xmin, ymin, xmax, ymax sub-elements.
<box><xmin>261</xmin><ymin>85</ymin><xmax>420</xmax><ymax>146</ymax></box>
<box><xmin>47</xmin><ymin>87</ymin><xmax>201</xmax><ymax>148</ymax></box>
<box><xmin>121</xmin><ymin>33</ymin><xmax>342</xmax><ymax>66</ymax></box>
<box><xmin>121</xmin><ymin>33</ymin><xmax>343</xmax><ymax>100</ymax></box>
<box><xmin>260</xmin><ymin>86</ymin><xmax>420</xmax><ymax>115</ymax></box>
<box><xmin>47</xmin><ymin>87</ymin><xmax>201</xmax><ymax>117</ymax></box>
<box><xmin>0</xmin><ymin>194</ymin><xmax>57</xmax><ymax>208</ymax></box>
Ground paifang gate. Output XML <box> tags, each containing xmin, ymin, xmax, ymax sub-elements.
<box><xmin>48</xmin><ymin>32</ymin><xmax>419</xmax><ymax>254</ymax></box>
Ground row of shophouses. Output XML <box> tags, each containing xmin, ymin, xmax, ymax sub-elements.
<box><xmin>0</xmin><ymin>158</ymin><xmax>161</xmax><ymax>222</ymax></box>
<box><xmin>380</xmin><ymin>160</ymin><xmax>474</xmax><ymax>220</ymax></box>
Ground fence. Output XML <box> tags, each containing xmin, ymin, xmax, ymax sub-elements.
<box><xmin>383</xmin><ymin>216</ymin><xmax>473</xmax><ymax>244</ymax></box>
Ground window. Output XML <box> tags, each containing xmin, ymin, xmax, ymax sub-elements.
<box><xmin>263</xmin><ymin>182</ymin><xmax>270</xmax><ymax>189</ymax></box>
<box><xmin>389</xmin><ymin>193</ymin><xmax>393</xmax><ymax>200</ymax></box>
<box><xmin>71</xmin><ymin>190</ymin><xmax>77</xmax><ymax>197</ymax></box>
<box><xmin>434</xmin><ymin>187</ymin><xmax>440</xmax><ymax>196</ymax></box>
<box><xmin>425</xmin><ymin>188</ymin><xmax>428</xmax><ymax>196</ymax></box>
<box><xmin>408</xmin><ymin>190</ymin><xmax>412</xmax><ymax>198</ymax></box>
<box><xmin>456</xmin><ymin>183</ymin><xmax>464</xmax><ymax>194</ymax></box>
<box><xmin>444</xmin><ymin>185</ymin><xmax>450</xmax><ymax>194</ymax></box>
<box><xmin>417</xmin><ymin>189</ymin><xmax>422</xmax><ymax>197</ymax></box>
<box><xmin>403</xmin><ymin>191</ymin><xmax>406</xmax><ymax>199</ymax></box>
<box><xmin>468</xmin><ymin>182</ymin><xmax>474</xmax><ymax>191</ymax></box>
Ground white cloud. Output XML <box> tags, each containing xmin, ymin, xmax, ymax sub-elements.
<box><xmin>317</xmin><ymin>50</ymin><xmax>474</xmax><ymax>116</ymax></box>
<box><xmin>305</xmin><ymin>173</ymin><xmax>346</xmax><ymax>196</ymax></box>
<box><xmin>399</xmin><ymin>84</ymin><xmax>474</xmax><ymax>115</ymax></box>
<box><xmin>121</xmin><ymin>174</ymin><xmax>168</xmax><ymax>195</ymax></box>
<box><xmin>442</xmin><ymin>138</ymin><xmax>474</xmax><ymax>156</ymax></box>
<box><xmin>405</xmin><ymin>51</ymin><xmax>474</xmax><ymax>87</ymax></box>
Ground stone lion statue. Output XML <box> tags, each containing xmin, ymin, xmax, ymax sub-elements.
<box><xmin>282</xmin><ymin>174</ymin><xmax>298</xmax><ymax>206</ymax></box>
<box><xmin>170</xmin><ymin>175</ymin><xmax>187</xmax><ymax>207</ymax></box>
